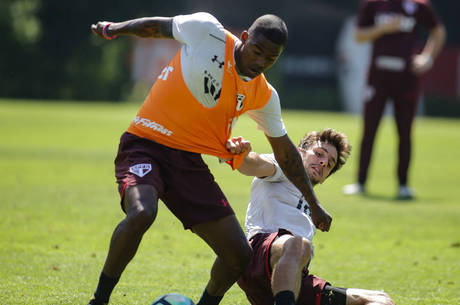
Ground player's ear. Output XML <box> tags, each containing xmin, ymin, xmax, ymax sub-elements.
<box><xmin>240</xmin><ymin>30</ymin><xmax>249</xmax><ymax>42</ymax></box>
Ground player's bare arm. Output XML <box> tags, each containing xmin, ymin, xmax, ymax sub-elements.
<box><xmin>91</xmin><ymin>17</ymin><xmax>173</xmax><ymax>39</ymax></box>
<box><xmin>237</xmin><ymin>152</ymin><xmax>276</xmax><ymax>178</ymax></box>
<box><xmin>412</xmin><ymin>24</ymin><xmax>446</xmax><ymax>75</ymax></box>
<box><xmin>266</xmin><ymin>134</ymin><xmax>332</xmax><ymax>232</ymax></box>
<box><xmin>355</xmin><ymin>15</ymin><xmax>403</xmax><ymax>43</ymax></box>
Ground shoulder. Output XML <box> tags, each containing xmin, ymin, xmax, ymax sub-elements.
<box><xmin>174</xmin><ymin>12</ymin><xmax>223</xmax><ymax>31</ymax></box>
<box><xmin>173</xmin><ymin>12</ymin><xmax>225</xmax><ymax>41</ymax></box>
<box><xmin>262</xmin><ymin>84</ymin><xmax>280</xmax><ymax>111</ymax></box>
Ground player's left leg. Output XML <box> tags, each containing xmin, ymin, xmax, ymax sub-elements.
<box><xmin>342</xmin><ymin>288</ymin><xmax>395</xmax><ymax>305</ymax></box>
<box><xmin>301</xmin><ymin>283</ymin><xmax>395</xmax><ymax>305</ymax></box>
<box><xmin>192</xmin><ymin>215</ymin><xmax>252</xmax><ymax>305</ymax></box>
<box><xmin>393</xmin><ymin>82</ymin><xmax>419</xmax><ymax>198</ymax></box>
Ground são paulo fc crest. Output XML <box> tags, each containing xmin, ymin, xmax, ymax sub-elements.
<box><xmin>403</xmin><ymin>0</ymin><xmax>418</xmax><ymax>15</ymax></box>
<box><xmin>236</xmin><ymin>94</ymin><xmax>245</xmax><ymax>111</ymax></box>
<box><xmin>129</xmin><ymin>163</ymin><xmax>152</xmax><ymax>177</ymax></box>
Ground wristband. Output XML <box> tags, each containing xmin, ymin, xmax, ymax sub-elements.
<box><xmin>102</xmin><ymin>23</ymin><xmax>118</xmax><ymax>40</ymax></box>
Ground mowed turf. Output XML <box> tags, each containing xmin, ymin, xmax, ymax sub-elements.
<box><xmin>0</xmin><ymin>99</ymin><xmax>459</xmax><ymax>305</ymax></box>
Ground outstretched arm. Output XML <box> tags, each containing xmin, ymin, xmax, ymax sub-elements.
<box><xmin>266</xmin><ymin>134</ymin><xmax>332</xmax><ymax>232</ymax></box>
<box><xmin>237</xmin><ymin>152</ymin><xmax>276</xmax><ymax>178</ymax></box>
<box><xmin>91</xmin><ymin>17</ymin><xmax>173</xmax><ymax>39</ymax></box>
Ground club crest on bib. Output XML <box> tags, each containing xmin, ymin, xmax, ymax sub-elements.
<box><xmin>236</xmin><ymin>94</ymin><xmax>245</xmax><ymax>111</ymax></box>
<box><xmin>129</xmin><ymin>163</ymin><xmax>152</xmax><ymax>177</ymax></box>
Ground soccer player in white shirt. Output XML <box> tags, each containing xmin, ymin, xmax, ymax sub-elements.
<box><xmin>235</xmin><ymin>129</ymin><xmax>395</xmax><ymax>305</ymax></box>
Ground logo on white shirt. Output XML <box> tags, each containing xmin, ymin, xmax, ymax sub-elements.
<box><xmin>211</xmin><ymin>55</ymin><xmax>224</xmax><ymax>68</ymax></box>
<box><xmin>129</xmin><ymin>163</ymin><xmax>152</xmax><ymax>177</ymax></box>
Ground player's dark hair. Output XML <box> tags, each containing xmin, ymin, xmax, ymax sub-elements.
<box><xmin>248</xmin><ymin>14</ymin><xmax>288</xmax><ymax>47</ymax></box>
<box><xmin>298</xmin><ymin>128</ymin><xmax>351</xmax><ymax>176</ymax></box>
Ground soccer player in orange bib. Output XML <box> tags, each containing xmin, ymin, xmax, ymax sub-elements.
<box><xmin>88</xmin><ymin>12</ymin><xmax>332</xmax><ymax>305</ymax></box>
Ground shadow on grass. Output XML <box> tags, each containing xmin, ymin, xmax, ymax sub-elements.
<box><xmin>359</xmin><ymin>193</ymin><xmax>419</xmax><ymax>203</ymax></box>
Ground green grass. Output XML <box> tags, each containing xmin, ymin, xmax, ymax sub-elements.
<box><xmin>0</xmin><ymin>99</ymin><xmax>459</xmax><ymax>305</ymax></box>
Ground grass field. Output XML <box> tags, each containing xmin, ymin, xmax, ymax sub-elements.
<box><xmin>0</xmin><ymin>99</ymin><xmax>459</xmax><ymax>305</ymax></box>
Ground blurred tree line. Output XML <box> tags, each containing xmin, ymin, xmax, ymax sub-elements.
<box><xmin>0</xmin><ymin>0</ymin><xmax>185</xmax><ymax>101</ymax></box>
<box><xmin>0</xmin><ymin>0</ymin><xmax>457</xmax><ymax>103</ymax></box>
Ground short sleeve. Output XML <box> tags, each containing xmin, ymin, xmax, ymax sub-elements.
<box><xmin>246</xmin><ymin>85</ymin><xmax>287</xmax><ymax>138</ymax></box>
<box><xmin>258</xmin><ymin>154</ymin><xmax>287</xmax><ymax>182</ymax></box>
<box><xmin>172</xmin><ymin>12</ymin><xmax>224</xmax><ymax>46</ymax></box>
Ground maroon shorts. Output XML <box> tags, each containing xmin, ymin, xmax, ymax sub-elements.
<box><xmin>237</xmin><ymin>229</ymin><xmax>328</xmax><ymax>305</ymax></box>
<box><xmin>114</xmin><ymin>132</ymin><xmax>234</xmax><ymax>229</ymax></box>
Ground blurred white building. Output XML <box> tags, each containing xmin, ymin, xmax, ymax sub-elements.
<box><xmin>336</xmin><ymin>16</ymin><xmax>371</xmax><ymax>114</ymax></box>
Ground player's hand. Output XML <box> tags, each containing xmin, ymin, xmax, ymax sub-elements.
<box><xmin>412</xmin><ymin>54</ymin><xmax>433</xmax><ymax>75</ymax></box>
<box><xmin>226</xmin><ymin>136</ymin><xmax>251</xmax><ymax>155</ymax></box>
<box><xmin>91</xmin><ymin>21</ymin><xmax>111</xmax><ymax>38</ymax></box>
<box><xmin>310</xmin><ymin>203</ymin><xmax>332</xmax><ymax>232</ymax></box>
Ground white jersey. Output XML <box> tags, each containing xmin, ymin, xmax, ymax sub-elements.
<box><xmin>172</xmin><ymin>12</ymin><xmax>286</xmax><ymax>137</ymax></box>
<box><xmin>244</xmin><ymin>154</ymin><xmax>316</xmax><ymax>241</ymax></box>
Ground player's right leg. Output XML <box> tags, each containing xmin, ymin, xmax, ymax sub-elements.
<box><xmin>193</xmin><ymin>215</ymin><xmax>252</xmax><ymax>305</ymax></box>
<box><xmin>102</xmin><ymin>184</ymin><xmax>158</xmax><ymax>277</ymax></box>
<box><xmin>353</xmin><ymin>83</ymin><xmax>387</xmax><ymax>189</ymax></box>
<box><xmin>88</xmin><ymin>132</ymin><xmax>165</xmax><ymax>305</ymax></box>
<box><xmin>88</xmin><ymin>185</ymin><xmax>159</xmax><ymax>305</ymax></box>
<box><xmin>343</xmin><ymin>81</ymin><xmax>387</xmax><ymax>195</ymax></box>
<box><xmin>270</xmin><ymin>234</ymin><xmax>312</xmax><ymax>305</ymax></box>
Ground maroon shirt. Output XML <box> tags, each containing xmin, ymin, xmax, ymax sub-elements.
<box><xmin>357</xmin><ymin>0</ymin><xmax>440</xmax><ymax>74</ymax></box>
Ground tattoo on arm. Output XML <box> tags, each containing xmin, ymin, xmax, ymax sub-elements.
<box><xmin>269</xmin><ymin>135</ymin><xmax>318</xmax><ymax>205</ymax></box>
<box><xmin>113</xmin><ymin>17</ymin><xmax>173</xmax><ymax>38</ymax></box>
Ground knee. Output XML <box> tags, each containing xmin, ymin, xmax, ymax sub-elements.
<box><xmin>226</xmin><ymin>240</ymin><xmax>253</xmax><ymax>274</ymax></box>
<box><xmin>126</xmin><ymin>204</ymin><xmax>157</xmax><ymax>233</ymax></box>
<box><xmin>284</xmin><ymin>236</ymin><xmax>312</xmax><ymax>267</ymax></box>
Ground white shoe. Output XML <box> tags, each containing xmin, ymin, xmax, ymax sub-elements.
<box><xmin>397</xmin><ymin>186</ymin><xmax>414</xmax><ymax>199</ymax></box>
<box><xmin>342</xmin><ymin>183</ymin><xmax>365</xmax><ymax>195</ymax></box>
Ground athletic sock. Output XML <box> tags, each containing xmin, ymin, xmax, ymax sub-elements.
<box><xmin>196</xmin><ymin>289</ymin><xmax>223</xmax><ymax>305</ymax></box>
<box><xmin>274</xmin><ymin>290</ymin><xmax>295</xmax><ymax>305</ymax></box>
<box><xmin>92</xmin><ymin>272</ymin><xmax>120</xmax><ymax>304</ymax></box>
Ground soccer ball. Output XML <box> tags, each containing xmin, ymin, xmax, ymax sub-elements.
<box><xmin>151</xmin><ymin>293</ymin><xmax>196</xmax><ymax>305</ymax></box>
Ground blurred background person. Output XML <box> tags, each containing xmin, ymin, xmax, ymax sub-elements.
<box><xmin>342</xmin><ymin>0</ymin><xmax>446</xmax><ymax>199</ymax></box>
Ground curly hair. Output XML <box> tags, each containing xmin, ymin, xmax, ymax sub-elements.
<box><xmin>298</xmin><ymin>128</ymin><xmax>351</xmax><ymax>176</ymax></box>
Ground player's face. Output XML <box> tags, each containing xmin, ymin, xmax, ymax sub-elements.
<box><xmin>301</xmin><ymin>141</ymin><xmax>338</xmax><ymax>185</ymax></box>
<box><xmin>236</xmin><ymin>31</ymin><xmax>283</xmax><ymax>78</ymax></box>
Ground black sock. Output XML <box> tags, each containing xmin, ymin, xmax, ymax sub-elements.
<box><xmin>196</xmin><ymin>289</ymin><xmax>223</xmax><ymax>305</ymax></box>
<box><xmin>93</xmin><ymin>272</ymin><xmax>120</xmax><ymax>303</ymax></box>
<box><xmin>274</xmin><ymin>290</ymin><xmax>295</xmax><ymax>305</ymax></box>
